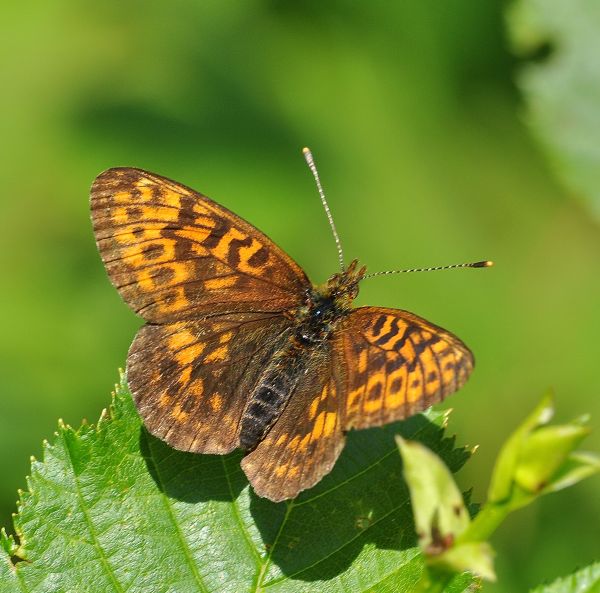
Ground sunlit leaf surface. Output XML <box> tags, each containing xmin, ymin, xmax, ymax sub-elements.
<box><xmin>530</xmin><ymin>562</ymin><xmax>600</xmax><ymax>593</ymax></box>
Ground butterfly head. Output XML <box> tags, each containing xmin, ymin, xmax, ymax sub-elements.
<box><xmin>324</xmin><ymin>259</ymin><xmax>367</xmax><ymax>307</ymax></box>
<box><xmin>298</xmin><ymin>260</ymin><xmax>365</xmax><ymax>343</ymax></box>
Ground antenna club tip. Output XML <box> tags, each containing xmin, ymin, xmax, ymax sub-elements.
<box><xmin>470</xmin><ymin>260</ymin><xmax>494</xmax><ymax>268</ymax></box>
<box><xmin>302</xmin><ymin>147</ymin><xmax>314</xmax><ymax>165</ymax></box>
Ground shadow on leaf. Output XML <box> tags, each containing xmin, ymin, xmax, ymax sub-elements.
<box><xmin>140</xmin><ymin>407</ymin><xmax>468</xmax><ymax>584</ymax></box>
<box><xmin>248</xmin><ymin>412</ymin><xmax>468</xmax><ymax>582</ymax></box>
<box><xmin>139</xmin><ymin>428</ymin><xmax>247</xmax><ymax>503</ymax></box>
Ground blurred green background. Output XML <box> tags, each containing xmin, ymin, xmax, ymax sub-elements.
<box><xmin>1</xmin><ymin>1</ymin><xmax>598</xmax><ymax>590</ymax></box>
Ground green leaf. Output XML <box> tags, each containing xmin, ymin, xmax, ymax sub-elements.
<box><xmin>507</xmin><ymin>0</ymin><xmax>600</xmax><ymax>218</ymax></box>
<box><xmin>530</xmin><ymin>561</ymin><xmax>600</xmax><ymax>593</ymax></box>
<box><xmin>397</xmin><ymin>438</ymin><xmax>496</xmax><ymax>583</ymax></box>
<box><xmin>485</xmin><ymin>392</ymin><xmax>599</xmax><ymax>514</ymax></box>
<box><xmin>0</xmin><ymin>375</ymin><xmax>474</xmax><ymax>593</ymax></box>
<box><xmin>542</xmin><ymin>451</ymin><xmax>600</xmax><ymax>493</ymax></box>
<box><xmin>396</xmin><ymin>437</ymin><xmax>470</xmax><ymax>552</ymax></box>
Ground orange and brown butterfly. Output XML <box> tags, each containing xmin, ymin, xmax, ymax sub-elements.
<box><xmin>90</xmin><ymin>148</ymin><xmax>492</xmax><ymax>502</ymax></box>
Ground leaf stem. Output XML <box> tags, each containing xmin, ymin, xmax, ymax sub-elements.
<box><xmin>460</xmin><ymin>502</ymin><xmax>510</xmax><ymax>543</ymax></box>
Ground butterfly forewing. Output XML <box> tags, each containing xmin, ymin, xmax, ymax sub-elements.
<box><xmin>338</xmin><ymin>307</ymin><xmax>474</xmax><ymax>430</ymax></box>
<box><xmin>91</xmin><ymin>168</ymin><xmax>310</xmax><ymax>322</ymax></box>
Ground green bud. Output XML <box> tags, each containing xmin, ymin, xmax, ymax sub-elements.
<box><xmin>487</xmin><ymin>392</ymin><xmax>599</xmax><ymax>512</ymax></box>
<box><xmin>514</xmin><ymin>424</ymin><xmax>590</xmax><ymax>493</ymax></box>
<box><xmin>488</xmin><ymin>392</ymin><xmax>554</xmax><ymax>504</ymax></box>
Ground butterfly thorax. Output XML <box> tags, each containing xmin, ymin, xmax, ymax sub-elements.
<box><xmin>294</xmin><ymin>259</ymin><xmax>366</xmax><ymax>344</ymax></box>
<box><xmin>238</xmin><ymin>260</ymin><xmax>366</xmax><ymax>451</ymax></box>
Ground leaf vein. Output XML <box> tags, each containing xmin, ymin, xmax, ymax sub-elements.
<box><xmin>253</xmin><ymin>501</ymin><xmax>295</xmax><ymax>593</ymax></box>
<box><xmin>220</xmin><ymin>457</ymin><xmax>262</xmax><ymax>566</ymax></box>
<box><xmin>144</xmin><ymin>432</ymin><xmax>209</xmax><ymax>593</ymax></box>
<box><xmin>62</xmin><ymin>434</ymin><xmax>126</xmax><ymax>593</ymax></box>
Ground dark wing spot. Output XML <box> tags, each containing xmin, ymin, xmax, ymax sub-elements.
<box><xmin>177</xmin><ymin>195</ymin><xmax>197</xmax><ymax>222</ymax></box>
<box><xmin>390</xmin><ymin>377</ymin><xmax>403</xmax><ymax>394</ymax></box>
<box><xmin>386</xmin><ymin>356</ymin><xmax>406</xmax><ymax>373</ymax></box>
<box><xmin>228</xmin><ymin>236</ymin><xmax>253</xmax><ymax>268</ymax></box>
<box><xmin>247</xmin><ymin>246</ymin><xmax>268</xmax><ymax>267</ymax></box>
<box><xmin>368</xmin><ymin>382</ymin><xmax>382</xmax><ymax>401</ymax></box>
<box><xmin>163</xmin><ymin>290</ymin><xmax>179</xmax><ymax>305</ymax></box>
<box><xmin>372</xmin><ymin>315</ymin><xmax>387</xmax><ymax>336</ymax></box>
<box><xmin>142</xmin><ymin>243</ymin><xmax>166</xmax><ymax>260</ymax></box>
<box><xmin>369</xmin><ymin>350</ymin><xmax>387</xmax><ymax>372</ymax></box>
<box><xmin>375</xmin><ymin>318</ymin><xmax>400</xmax><ymax>347</ymax></box>
<box><xmin>154</xmin><ymin>266</ymin><xmax>176</xmax><ymax>286</ymax></box>
<box><xmin>127</xmin><ymin>206</ymin><xmax>142</xmax><ymax>219</ymax></box>
<box><xmin>201</xmin><ymin>218</ymin><xmax>230</xmax><ymax>248</ymax></box>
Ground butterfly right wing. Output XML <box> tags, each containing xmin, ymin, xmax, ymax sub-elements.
<box><xmin>91</xmin><ymin>167</ymin><xmax>310</xmax><ymax>323</ymax></box>
<box><xmin>127</xmin><ymin>312</ymin><xmax>293</xmax><ymax>454</ymax></box>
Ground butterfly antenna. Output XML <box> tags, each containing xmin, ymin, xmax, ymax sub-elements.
<box><xmin>303</xmin><ymin>147</ymin><xmax>345</xmax><ymax>271</ymax></box>
<box><xmin>364</xmin><ymin>260</ymin><xmax>494</xmax><ymax>279</ymax></box>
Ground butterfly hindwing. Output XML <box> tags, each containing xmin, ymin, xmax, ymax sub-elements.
<box><xmin>91</xmin><ymin>168</ymin><xmax>310</xmax><ymax>322</ymax></box>
<box><xmin>338</xmin><ymin>306</ymin><xmax>474</xmax><ymax>430</ymax></box>
<box><xmin>127</xmin><ymin>312</ymin><xmax>293</xmax><ymax>454</ymax></box>
<box><xmin>241</xmin><ymin>346</ymin><xmax>346</xmax><ymax>502</ymax></box>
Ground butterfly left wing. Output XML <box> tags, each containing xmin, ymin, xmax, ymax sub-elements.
<box><xmin>241</xmin><ymin>347</ymin><xmax>346</xmax><ymax>502</ymax></box>
<box><xmin>338</xmin><ymin>306</ymin><xmax>474</xmax><ymax>430</ymax></box>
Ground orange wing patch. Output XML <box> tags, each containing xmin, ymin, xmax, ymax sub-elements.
<box><xmin>91</xmin><ymin>168</ymin><xmax>310</xmax><ymax>322</ymax></box>
<box><xmin>339</xmin><ymin>307</ymin><xmax>474</xmax><ymax>431</ymax></box>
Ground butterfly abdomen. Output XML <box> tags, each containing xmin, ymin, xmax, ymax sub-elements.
<box><xmin>239</xmin><ymin>351</ymin><xmax>307</xmax><ymax>451</ymax></box>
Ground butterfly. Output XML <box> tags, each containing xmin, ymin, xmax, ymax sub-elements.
<box><xmin>91</xmin><ymin>148</ymin><xmax>490</xmax><ymax>502</ymax></box>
